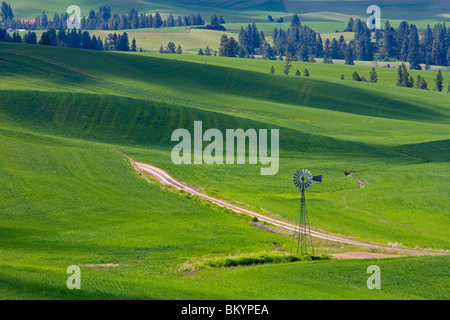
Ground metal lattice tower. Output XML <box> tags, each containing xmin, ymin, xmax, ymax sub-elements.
<box><xmin>291</xmin><ymin>169</ymin><xmax>322</xmax><ymax>255</ymax></box>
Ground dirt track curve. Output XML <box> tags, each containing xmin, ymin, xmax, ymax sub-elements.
<box><xmin>132</xmin><ymin>160</ymin><xmax>444</xmax><ymax>256</ymax></box>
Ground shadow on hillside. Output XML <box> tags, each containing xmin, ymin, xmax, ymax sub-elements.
<box><xmin>394</xmin><ymin>139</ymin><xmax>450</xmax><ymax>163</ymax></box>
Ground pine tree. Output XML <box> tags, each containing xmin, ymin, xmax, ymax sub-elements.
<box><xmin>117</xmin><ymin>32</ymin><xmax>130</xmax><ymax>51</ymax></box>
<box><xmin>345</xmin><ymin>44</ymin><xmax>354</xmax><ymax>65</ymax></box>
<box><xmin>153</xmin><ymin>12</ymin><xmax>163</xmax><ymax>28</ymax></box>
<box><xmin>131</xmin><ymin>38</ymin><xmax>137</xmax><ymax>52</ymax></box>
<box><xmin>166</xmin><ymin>41</ymin><xmax>176</xmax><ymax>54</ymax></box>
<box><xmin>283</xmin><ymin>56</ymin><xmax>292</xmax><ymax>75</ymax></box>
<box><xmin>22</xmin><ymin>31</ymin><xmax>34</xmax><ymax>44</ymax></box>
<box><xmin>303</xmin><ymin>68</ymin><xmax>310</xmax><ymax>77</ymax></box>
<box><xmin>198</xmin><ymin>48</ymin><xmax>204</xmax><ymax>55</ymax></box>
<box><xmin>38</xmin><ymin>32</ymin><xmax>52</xmax><ymax>45</ymax></box>
<box><xmin>396</xmin><ymin>63</ymin><xmax>414</xmax><ymax>87</ymax></box>
<box><xmin>407</xmin><ymin>25</ymin><xmax>421</xmax><ymax>70</ymax></box>
<box><xmin>204</xmin><ymin>46</ymin><xmax>211</xmax><ymax>56</ymax></box>
<box><xmin>434</xmin><ymin>70</ymin><xmax>443</xmax><ymax>91</ymax></box>
<box><xmin>291</xmin><ymin>13</ymin><xmax>301</xmax><ymax>27</ymax></box>
<box><xmin>416</xmin><ymin>75</ymin><xmax>428</xmax><ymax>90</ymax></box>
<box><xmin>340</xmin><ymin>74</ymin><xmax>345</xmax><ymax>80</ymax></box>
<box><xmin>369</xmin><ymin>67</ymin><xmax>378</xmax><ymax>83</ymax></box>
<box><xmin>219</xmin><ymin>34</ymin><xmax>238</xmax><ymax>57</ymax></box>
<box><xmin>352</xmin><ymin>71</ymin><xmax>362</xmax><ymax>81</ymax></box>
<box><xmin>295</xmin><ymin>69</ymin><xmax>300</xmax><ymax>76</ymax></box>
<box><xmin>176</xmin><ymin>44</ymin><xmax>182</xmax><ymax>54</ymax></box>
<box><xmin>344</xmin><ymin>18</ymin><xmax>354</xmax><ymax>32</ymax></box>
<box><xmin>270</xmin><ymin>65</ymin><xmax>275</xmax><ymax>74</ymax></box>
<box><xmin>382</xmin><ymin>20</ymin><xmax>396</xmax><ymax>58</ymax></box>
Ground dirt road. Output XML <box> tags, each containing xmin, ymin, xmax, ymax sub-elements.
<box><xmin>132</xmin><ymin>160</ymin><xmax>443</xmax><ymax>256</ymax></box>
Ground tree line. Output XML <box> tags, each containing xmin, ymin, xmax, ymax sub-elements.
<box><xmin>0</xmin><ymin>2</ymin><xmax>206</xmax><ymax>30</ymax></box>
<box><xmin>0</xmin><ymin>27</ymin><xmax>136</xmax><ymax>52</ymax></box>
<box><xmin>218</xmin><ymin>14</ymin><xmax>450</xmax><ymax>69</ymax></box>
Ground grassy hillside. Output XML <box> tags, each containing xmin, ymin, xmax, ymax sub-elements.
<box><xmin>0</xmin><ymin>42</ymin><xmax>449</xmax><ymax>299</ymax></box>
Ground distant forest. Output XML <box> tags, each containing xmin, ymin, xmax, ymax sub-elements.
<box><xmin>0</xmin><ymin>2</ymin><xmax>224</xmax><ymax>31</ymax></box>
<box><xmin>1</xmin><ymin>2</ymin><xmax>449</xmax><ymax>68</ymax></box>
<box><xmin>223</xmin><ymin>14</ymin><xmax>450</xmax><ymax>68</ymax></box>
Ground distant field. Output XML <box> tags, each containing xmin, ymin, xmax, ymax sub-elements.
<box><xmin>89</xmin><ymin>28</ymin><xmax>232</xmax><ymax>52</ymax></box>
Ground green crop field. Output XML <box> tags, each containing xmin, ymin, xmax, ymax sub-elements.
<box><xmin>1</xmin><ymin>0</ymin><xmax>450</xmax><ymax>303</ymax></box>
<box><xmin>0</xmin><ymin>41</ymin><xmax>449</xmax><ymax>300</ymax></box>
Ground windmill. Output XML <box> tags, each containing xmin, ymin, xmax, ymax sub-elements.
<box><xmin>291</xmin><ymin>169</ymin><xmax>322</xmax><ymax>255</ymax></box>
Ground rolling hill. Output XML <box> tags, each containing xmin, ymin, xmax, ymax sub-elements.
<box><xmin>0</xmin><ymin>42</ymin><xmax>449</xmax><ymax>299</ymax></box>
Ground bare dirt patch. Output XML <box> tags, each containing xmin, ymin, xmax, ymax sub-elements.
<box><xmin>80</xmin><ymin>263</ymin><xmax>120</xmax><ymax>268</ymax></box>
<box><xmin>331</xmin><ymin>252</ymin><xmax>405</xmax><ymax>260</ymax></box>
<box><xmin>346</xmin><ymin>172</ymin><xmax>367</xmax><ymax>188</ymax></box>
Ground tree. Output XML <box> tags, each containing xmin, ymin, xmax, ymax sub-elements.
<box><xmin>352</xmin><ymin>71</ymin><xmax>362</xmax><ymax>81</ymax></box>
<box><xmin>117</xmin><ymin>32</ymin><xmax>130</xmax><ymax>51</ymax></box>
<box><xmin>369</xmin><ymin>67</ymin><xmax>378</xmax><ymax>83</ymax></box>
<box><xmin>204</xmin><ymin>46</ymin><xmax>211</xmax><ymax>56</ymax></box>
<box><xmin>270</xmin><ymin>65</ymin><xmax>275</xmax><ymax>74</ymax></box>
<box><xmin>345</xmin><ymin>44</ymin><xmax>354</xmax><ymax>65</ymax></box>
<box><xmin>81</xmin><ymin>31</ymin><xmax>91</xmax><ymax>49</ymax></box>
<box><xmin>166</xmin><ymin>41</ymin><xmax>176</xmax><ymax>53</ymax></box>
<box><xmin>416</xmin><ymin>75</ymin><xmax>428</xmax><ymax>90</ymax></box>
<box><xmin>198</xmin><ymin>48</ymin><xmax>204</xmax><ymax>55</ymax></box>
<box><xmin>396</xmin><ymin>63</ymin><xmax>413</xmax><ymax>87</ymax></box>
<box><xmin>382</xmin><ymin>20</ymin><xmax>396</xmax><ymax>58</ymax></box>
<box><xmin>434</xmin><ymin>70</ymin><xmax>443</xmax><ymax>91</ymax></box>
<box><xmin>407</xmin><ymin>25</ymin><xmax>421</xmax><ymax>70</ymax></box>
<box><xmin>344</xmin><ymin>17</ymin><xmax>354</xmax><ymax>32</ymax></box>
<box><xmin>23</xmin><ymin>31</ymin><xmax>37</xmax><ymax>44</ymax></box>
<box><xmin>291</xmin><ymin>13</ymin><xmax>301</xmax><ymax>27</ymax></box>
<box><xmin>303</xmin><ymin>68</ymin><xmax>310</xmax><ymax>77</ymax></box>
<box><xmin>38</xmin><ymin>32</ymin><xmax>52</xmax><ymax>45</ymax></box>
<box><xmin>340</xmin><ymin>74</ymin><xmax>345</xmax><ymax>80</ymax></box>
<box><xmin>41</xmin><ymin>11</ymin><xmax>48</xmax><ymax>28</ymax></box>
<box><xmin>176</xmin><ymin>44</ymin><xmax>182</xmax><ymax>54</ymax></box>
<box><xmin>219</xmin><ymin>34</ymin><xmax>238</xmax><ymax>57</ymax></box>
<box><xmin>153</xmin><ymin>12</ymin><xmax>163</xmax><ymax>28</ymax></box>
<box><xmin>283</xmin><ymin>55</ymin><xmax>292</xmax><ymax>75</ymax></box>
<box><xmin>131</xmin><ymin>38</ymin><xmax>137</xmax><ymax>52</ymax></box>
<box><xmin>0</xmin><ymin>1</ymin><xmax>13</xmax><ymax>21</ymax></box>
<box><xmin>295</xmin><ymin>69</ymin><xmax>301</xmax><ymax>76</ymax></box>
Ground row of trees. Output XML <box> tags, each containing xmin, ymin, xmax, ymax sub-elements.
<box><xmin>228</xmin><ymin>14</ymin><xmax>450</xmax><ymax>69</ymax></box>
<box><xmin>0</xmin><ymin>2</ymin><xmax>207</xmax><ymax>30</ymax></box>
<box><xmin>381</xmin><ymin>21</ymin><xmax>450</xmax><ymax>69</ymax></box>
<box><xmin>198</xmin><ymin>46</ymin><xmax>214</xmax><ymax>56</ymax></box>
<box><xmin>0</xmin><ymin>27</ymin><xmax>136</xmax><ymax>52</ymax></box>
<box><xmin>351</xmin><ymin>68</ymin><xmax>378</xmax><ymax>83</ymax></box>
<box><xmin>396</xmin><ymin>63</ymin><xmax>446</xmax><ymax>91</ymax></box>
<box><xmin>159</xmin><ymin>42</ymin><xmax>183</xmax><ymax>54</ymax></box>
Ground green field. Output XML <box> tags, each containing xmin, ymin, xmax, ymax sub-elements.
<box><xmin>0</xmin><ymin>37</ymin><xmax>449</xmax><ymax>300</ymax></box>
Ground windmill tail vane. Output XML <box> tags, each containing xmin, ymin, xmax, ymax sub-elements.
<box><xmin>291</xmin><ymin>169</ymin><xmax>322</xmax><ymax>255</ymax></box>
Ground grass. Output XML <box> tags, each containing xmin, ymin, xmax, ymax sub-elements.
<box><xmin>89</xmin><ymin>28</ymin><xmax>233</xmax><ymax>52</ymax></box>
<box><xmin>0</xmin><ymin>42</ymin><xmax>449</xmax><ymax>299</ymax></box>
